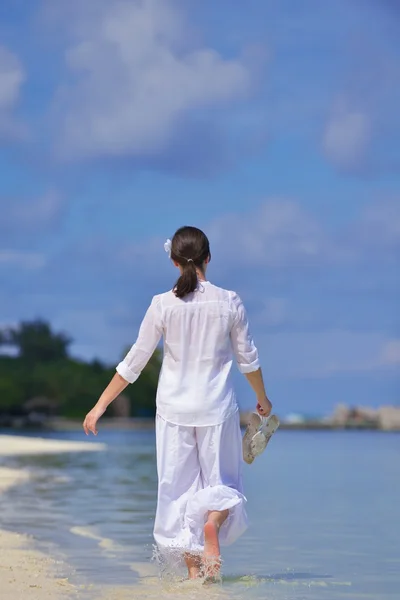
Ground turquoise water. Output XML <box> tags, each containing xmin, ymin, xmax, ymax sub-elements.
<box><xmin>1</xmin><ymin>429</ymin><xmax>399</xmax><ymax>599</ymax></box>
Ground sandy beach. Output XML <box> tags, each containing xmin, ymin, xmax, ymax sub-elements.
<box><xmin>0</xmin><ymin>434</ymin><xmax>106</xmax><ymax>456</ymax></box>
<box><xmin>0</xmin><ymin>434</ymin><xmax>106</xmax><ymax>599</ymax></box>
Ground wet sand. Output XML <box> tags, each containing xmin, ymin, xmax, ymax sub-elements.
<box><xmin>0</xmin><ymin>434</ymin><xmax>106</xmax><ymax>599</ymax></box>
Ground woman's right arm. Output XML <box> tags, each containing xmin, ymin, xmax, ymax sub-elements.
<box><xmin>83</xmin><ymin>296</ymin><xmax>163</xmax><ymax>435</ymax></box>
<box><xmin>229</xmin><ymin>292</ymin><xmax>272</xmax><ymax>416</ymax></box>
<box><xmin>83</xmin><ymin>374</ymin><xmax>129</xmax><ymax>435</ymax></box>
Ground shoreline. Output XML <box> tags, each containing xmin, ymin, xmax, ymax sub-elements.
<box><xmin>0</xmin><ymin>434</ymin><xmax>180</xmax><ymax>599</ymax></box>
<box><xmin>0</xmin><ymin>434</ymin><xmax>107</xmax><ymax>599</ymax></box>
<box><xmin>6</xmin><ymin>415</ymin><xmax>397</xmax><ymax>432</ymax></box>
<box><xmin>0</xmin><ymin>467</ymin><xmax>75</xmax><ymax>599</ymax></box>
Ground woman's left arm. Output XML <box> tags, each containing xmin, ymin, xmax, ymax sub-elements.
<box><xmin>83</xmin><ymin>296</ymin><xmax>163</xmax><ymax>435</ymax></box>
<box><xmin>83</xmin><ymin>373</ymin><xmax>129</xmax><ymax>435</ymax></box>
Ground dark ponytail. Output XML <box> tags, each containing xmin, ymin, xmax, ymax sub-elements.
<box><xmin>174</xmin><ymin>260</ymin><xmax>198</xmax><ymax>299</ymax></box>
<box><xmin>170</xmin><ymin>226</ymin><xmax>211</xmax><ymax>299</ymax></box>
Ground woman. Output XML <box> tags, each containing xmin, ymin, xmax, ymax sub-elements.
<box><xmin>83</xmin><ymin>226</ymin><xmax>272</xmax><ymax>579</ymax></box>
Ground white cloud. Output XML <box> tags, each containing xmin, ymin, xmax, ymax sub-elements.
<box><xmin>207</xmin><ymin>196</ymin><xmax>400</xmax><ymax>273</ymax></box>
<box><xmin>0</xmin><ymin>45</ymin><xmax>25</xmax><ymax>139</ymax></box>
<box><xmin>258</xmin><ymin>330</ymin><xmax>400</xmax><ymax>379</ymax></box>
<box><xmin>257</xmin><ymin>298</ymin><xmax>288</xmax><ymax>327</ymax></box>
<box><xmin>0</xmin><ymin>46</ymin><xmax>23</xmax><ymax>109</ymax></box>
<box><xmin>380</xmin><ymin>340</ymin><xmax>400</xmax><ymax>367</ymax></box>
<box><xmin>0</xmin><ymin>251</ymin><xmax>46</xmax><ymax>269</ymax></box>
<box><xmin>358</xmin><ymin>199</ymin><xmax>400</xmax><ymax>250</ymax></box>
<box><xmin>209</xmin><ymin>199</ymin><xmax>324</xmax><ymax>268</ymax></box>
<box><xmin>0</xmin><ymin>190</ymin><xmax>64</xmax><ymax>236</ymax></box>
<box><xmin>340</xmin><ymin>198</ymin><xmax>400</xmax><ymax>267</ymax></box>
<box><xmin>323</xmin><ymin>103</ymin><xmax>371</xmax><ymax>169</ymax></box>
<box><xmin>54</xmin><ymin>196</ymin><xmax>397</xmax><ymax>287</ymax></box>
<box><xmin>53</xmin><ymin>0</ymin><xmax>252</xmax><ymax>159</ymax></box>
<box><xmin>321</xmin><ymin>29</ymin><xmax>400</xmax><ymax>173</ymax></box>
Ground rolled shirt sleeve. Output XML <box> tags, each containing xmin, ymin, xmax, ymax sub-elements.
<box><xmin>229</xmin><ymin>292</ymin><xmax>260</xmax><ymax>373</ymax></box>
<box><xmin>116</xmin><ymin>295</ymin><xmax>163</xmax><ymax>384</ymax></box>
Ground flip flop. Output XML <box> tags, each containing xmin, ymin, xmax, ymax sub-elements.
<box><xmin>242</xmin><ymin>412</ymin><xmax>262</xmax><ymax>465</ymax></box>
<box><xmin>242</xmin><ymin>414</ymin><xmax>280</xmax><ymax>464</ymax></box>
<box><xmin>250</xmin><ymin>415</ymin><xmax>279</xmax><ymax>458</ymax></box>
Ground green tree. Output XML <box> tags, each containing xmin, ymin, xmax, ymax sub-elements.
<box><xmin>0</xmin><ymin>320</ymin><xmax>162</xmax><ymax>422</ymax></box>
<box><xmin>0</xmin><ymin>357</ymin><xmax>27</xmax><ymax>409</ymax></box>
<box><xmin>0</xmin><ymin>377</ymin><xmax>25</xmax><ymax>409</ymax></box>
<box><xmin>1</xmin><ymin>320</ymin><xmax>71</xmax><ymax>362</ymax></box>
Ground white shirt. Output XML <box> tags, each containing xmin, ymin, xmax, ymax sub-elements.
<box><xmin>116</xmin><ymin>281</ymin><xmax>260</xmax><ymax>426</ymax></box>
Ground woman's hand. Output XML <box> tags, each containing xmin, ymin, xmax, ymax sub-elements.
<box><xmin>83</xmin><ymin>404</ymin><xmax>106</xmax><ymax>436</ymax></box>
<box><xmin>256</xmin><ymin>397</ymin><xmax>272</xmax><ymax>417</ymax></box>
<box><xmin>82</xmin><ymin>373</ymin><xmax>129</xmax><ymax>436</ymax></box>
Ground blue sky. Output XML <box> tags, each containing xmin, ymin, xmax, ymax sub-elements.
<box><xmin>0</xmin><ymin>0</ymin><xmax>399</xmax><ymax>416</ymax></box>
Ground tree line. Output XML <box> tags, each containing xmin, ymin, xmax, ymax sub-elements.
<box><xmin>0</xmin><ymin>320</ymin><xmax>161</xmax><ymax>420</ymax></box>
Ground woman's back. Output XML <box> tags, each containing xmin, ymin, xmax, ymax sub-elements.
<box><xmin>162</xmin><ymin>280</ymin><xmax>234</xmax><ymax>367</ymax></box>
<box><xmin>117</xmin><ymin>280</ymin><xmax>259</xmax><ymax>427</ymax></box>
<box><xmin>159</xmin><ymin>281</ymin><xmax>254</xmax><ymax>426</ymax></box>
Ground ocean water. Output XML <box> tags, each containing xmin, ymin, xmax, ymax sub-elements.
<box><xmin>1</xmin><ymin>428</ymin><xmax>399</xmax><ymax>599</ymax></box>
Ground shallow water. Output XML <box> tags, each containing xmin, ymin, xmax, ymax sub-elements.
<box><xmin>1</xmin><ymin>428</ymin><xmax>399</xmax><ymax>599</ymax></box>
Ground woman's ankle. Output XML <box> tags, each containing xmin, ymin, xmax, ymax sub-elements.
<box><xmin>188</xmin><ymin>567</ymin><xmax>201</xmax><ymax>579</ymax></box>
<box><xmin>207</xmin><ymin>509</ymin><xmax>229</xmax><ymax>529</ymax></box>
<box><xmin>185</xmin><ymin>553</ymin><xmax>202</xmax><ymax>578</ymax></box>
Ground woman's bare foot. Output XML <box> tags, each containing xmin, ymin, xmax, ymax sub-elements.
<box><xmin>184</xmin><ymin>553</ymin><xmax>202</xmax><ymax>579</ymax></box>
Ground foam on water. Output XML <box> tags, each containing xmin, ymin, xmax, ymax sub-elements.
<box><xmin>70</xmin><ymin>525</ymin><xmax>125</xmax><ymax>556</ymax></box>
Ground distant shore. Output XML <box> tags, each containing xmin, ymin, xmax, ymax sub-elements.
<box><xmin>2</xmin><ymin>403</ymin><xmax>400</xmax><ymax>433</ymax></box>
<box><xmin>11</xmin><ymin>413</ymin><xmax>396</xmax><ymax>432</ymax></box>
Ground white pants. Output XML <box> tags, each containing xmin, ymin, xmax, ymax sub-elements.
<box><xmin>153</xmin><ymin>410</ymin><xmax>248</xmax><ymax>554</ymax></box>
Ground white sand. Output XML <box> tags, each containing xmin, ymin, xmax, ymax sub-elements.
<box><xmin>0</xmin><ymin>527</ymin><xmax>76</xmax><ymax>600</ymax></box>
<box><xmin>0</xmin><ymin>433</ymin><xmax>106</xmax><ymax>456</ymax></box>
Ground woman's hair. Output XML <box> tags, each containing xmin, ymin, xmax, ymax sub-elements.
<box><xmin>171</xmin><ymin>226</ymin><xmax>211</xmax><ymax>299</ymax></box>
